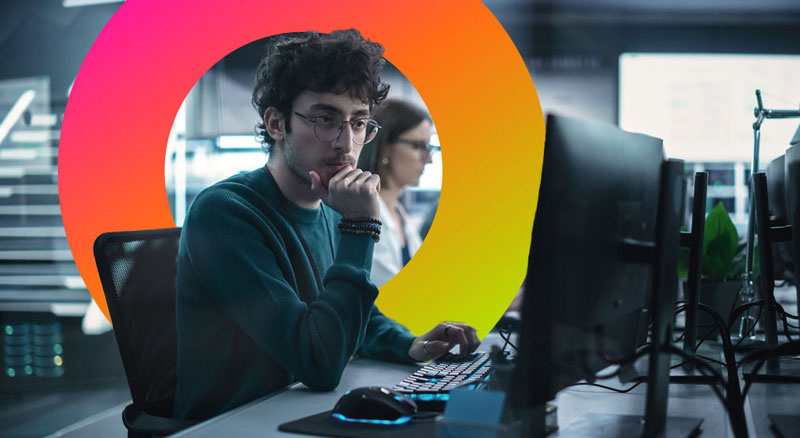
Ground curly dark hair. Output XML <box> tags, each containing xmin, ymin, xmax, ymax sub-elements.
<box><xmin>252</xmin><ymin>29</ymin><xmax>390</xmax><ymax>152</ymax></box>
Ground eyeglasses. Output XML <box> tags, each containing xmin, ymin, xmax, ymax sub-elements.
<box><xmin>294</xmin><ymin>112</ymin><xmax>381</xmax><ymax>145</ymax></box>
<box><xmin>396</xmin><ymin>139</ymin><xmax>437</xmax><ymax>157</ymax></box>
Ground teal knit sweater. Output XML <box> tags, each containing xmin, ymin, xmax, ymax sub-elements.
<box><xmin>174</xmin><ymin>168</ymin><xmax>416</xmax><ymax>420</ymax></box>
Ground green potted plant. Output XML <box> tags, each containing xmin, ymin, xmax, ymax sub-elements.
<box><xmin>679</xmin><ymin>202</ymin><xmax>756</xmax><ymax>339</ymax></box>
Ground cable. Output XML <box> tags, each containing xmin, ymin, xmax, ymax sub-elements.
<box><xmin>670</xmin><ymin>324</ymin><xmax>729</xmax><ymax>371</ymax></box>
<box><xmin>740</xmin><ymin>340</ymin><xmax>800</xmax><ymax>400</ymax></box>
<box><xmin>780</xmin><ymin>312</ymin><xmax>800</xmax><ymax>329</ymax></box>
<box><xmin>694</xmin><ymin>325</ymin><xmax>721</xmax><ymax>352</ymax></box>
<box><xmin>695</xmin><ymin>303</ymin><xmax>748</xmax><ymax>437</ymax></box>
<box><xmin>499</xmin><ymin>329</ymin><xmax>509</xmax><ymax>353</ymax></box>
<box><xmin>662</xmin><ymin>345</ymin><xmax>727</xmax><ymax>406</ymax></box>
<box><xmin>498</xmin><ymin>328</ymin><xmax>518</xmax><ymax>352</ymax></box>
<box><xmin>594</xmin><ymin>345</ymin><xmax>652</xmax><ymax>380</ymax></box>
<box><xmin>728</xmin><ymin>300</ymin><xmax>765</xmax><ymax>331</ymax></box>
<box><xmin>567</xmin><ymin>379</ymin><xmax>646</xmax><ymax>394</ymax></box>
<box><xmin>776</xmin><ymin>302</ymin><xmax>800</xmax><ymax>320</ymax></box>
<box><xmin>663</xmin><ymin>344</ymin><xmax>726</xmax><ymax>385</ymax></box>
<box><xmin>696</xmin><ymin>354</ymin><xmax>727</xmax><ymax>367</ymax></box>
<box><xmin>777</xmin><ymin>312</ymin><xmax>796</xmax><ymax>342</ymax></box>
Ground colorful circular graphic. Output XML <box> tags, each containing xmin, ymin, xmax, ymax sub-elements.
<box><xmin>59</xmin><ymin>0</ymin><xmax>544</xmax><ymax>337</ymax></box>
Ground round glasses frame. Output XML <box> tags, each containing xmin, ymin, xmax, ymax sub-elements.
<box><xmin>294</xmin><ymin>111</ymin><xmax>381</xmax><ymax>145</ymax></box>
<box><xmin>395</xmin><ymin>139</ymin><xmax>438</xmax><ymax>158</ymax></box>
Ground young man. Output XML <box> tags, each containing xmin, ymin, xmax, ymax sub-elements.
<box><xmin>174</xmin><ymin>29</ymin><xmax>480</xmax><ymax>421</ymax></box>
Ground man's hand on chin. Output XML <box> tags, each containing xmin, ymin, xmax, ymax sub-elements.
<box><xmin>310</xmin><ymin>166</ymin><xmax>381</xmax><ymax>220</ymax></box>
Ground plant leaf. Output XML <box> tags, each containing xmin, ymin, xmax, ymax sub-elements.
<box><xmin>702</xmin><ymin>202</ymin><xmax>739</xmax><ymax>281</ymax></box>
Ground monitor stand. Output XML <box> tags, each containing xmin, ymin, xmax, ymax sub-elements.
<box><xmin>631</xmin><ymin>349</ymin><xmax>726</xmax><ymax>385</ymax></box>
<box><xmin>770</xmin><ymin>414</ymin><xmax>800</xmax><ymax>438</ymax></box>
<box><xmin>741</xmin><ymin>358</ymin><xmax>800</xmax><ymax>383</ymax></box>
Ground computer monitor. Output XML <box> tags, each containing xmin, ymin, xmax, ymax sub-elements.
<box><xmin>785</xmin><ymin>145</ymin><xmax>800</xmax><ymax>339</ymax></box>
<box><xmin>788</xmin><ymin>144</ymin><xmax>800</xmax><ymax>284</ymax></box>
<box><xmin>739</xmin><ymin>143</ymin><xmax>800</xmax><ymax>437</ymax></box>
<box><xmin>511</xmin><ymin>114</ymin><xmax>703</xmax><ymax>436</ymax></box>
<box><xmin>766</xmin><ymin>155</ymin><xmax>795</xmax><ymax>284</ymax></box>
<box><xmin>748</xmin><ymin>167</ymin><xmax>800</xmax><ymax>386</ymax></box>
<box><xmin>682</xmin><ymin>172</ymin><xmax>708</xmax><ymax>358</ymax></box>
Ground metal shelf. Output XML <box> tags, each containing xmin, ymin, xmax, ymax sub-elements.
<box><xmin>0</xmin><ymin>81</ymin><xmax>84</xmax><ymax>318</ymax></box>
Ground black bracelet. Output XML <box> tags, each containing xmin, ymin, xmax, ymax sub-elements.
<box><xmin>340</xmin><ymin>228</ymin><xmax>380</xmax><ymax>242</ymax></box>
<box><xmin>339</xmin><ymin>221</ymin><xmax>381</xmax><ymax>243</ymax></box>
<box><xmin>338</xmin><ymin>223</ymin><xmax>381</xmax><ymax>233</ymax></box>
<box><xmin>341</xmin><ymin>217</ymin><xmax>382</xmax><ymax>226</ymax></box>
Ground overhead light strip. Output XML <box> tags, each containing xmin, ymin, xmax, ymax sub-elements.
<box><xmin>0</xmin><ymin>90</ymin><xmax>36</xmax><ymax>146</ymax></box>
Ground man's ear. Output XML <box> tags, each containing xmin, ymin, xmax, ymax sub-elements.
<box><xmin>264</xmin><ymin>107</ymin><xmax>285</xmax><ymax>141</ymax></box>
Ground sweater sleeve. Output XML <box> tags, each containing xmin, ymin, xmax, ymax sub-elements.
<box><xmin>182</xmin><ymin>188</ymin><xmax>378</xmax><ymax>391</ymax></box>
<box><xmin>357</xmin><ymin>305</ymin><xmax>417</xmax><ymax>364</ymax></box>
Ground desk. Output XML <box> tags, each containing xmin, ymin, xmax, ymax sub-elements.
<box><xmin>171</xmin><ymin>357</ymin><xmax>420</xmax><ymax>438</ymax></box>
<box><xmin>552</xmin><ymin>378</ymin><xmax>731</xmax><ymax>436</ymax></box>
<box><xmin>172</xmin><ymin>337</ymin><xmax>800</xmax><ymax>438</ymax></box>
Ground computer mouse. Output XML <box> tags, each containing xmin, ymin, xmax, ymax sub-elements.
<box><xmin>331</xmin><ymin>386</ymin><xmax>418</xmax><ymax>424</ymax></box>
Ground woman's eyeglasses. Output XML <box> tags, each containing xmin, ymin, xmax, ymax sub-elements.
<box><xmin>395</xmin><ymin>139</ymin><xmax>438</xmax><ymax>157</ymax></box>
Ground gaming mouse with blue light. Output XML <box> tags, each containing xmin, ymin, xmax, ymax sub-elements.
<box><xmin>331</xmin><ymin>386</ymin><xmax>418</xmax><ymax>424</ymax></box>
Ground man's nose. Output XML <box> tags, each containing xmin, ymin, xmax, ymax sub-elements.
<box><xmin>333</xmin><ymin>124</ymin><xmax>355</xmax><ymax>153</ymax></box>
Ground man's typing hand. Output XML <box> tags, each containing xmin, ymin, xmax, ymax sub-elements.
<box><xmin>408</xmin><ymin>322</ymin><xmax>480</xmax><ymax>362</ymax></box>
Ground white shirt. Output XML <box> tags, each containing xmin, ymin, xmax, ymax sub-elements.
<box><xmin>370</xmin><ymin>196</ymin><xmax>423</xmax><ymax>287</ymax></box>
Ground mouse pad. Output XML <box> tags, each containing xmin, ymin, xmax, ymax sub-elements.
<box><xmin>278</xmin><ymin>410</ymin><xmax>436</xmax><ymax>438</ymax></box>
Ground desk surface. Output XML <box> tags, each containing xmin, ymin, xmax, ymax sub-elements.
<box><xmin>171</xmin><ymin>357</ymin><xmax>419</xmax><ymax>438</ymax></box>
<box><xmin>172</xmin><ymin>335</ymin><xmax>799</xmax><ymax>438</ymax></box>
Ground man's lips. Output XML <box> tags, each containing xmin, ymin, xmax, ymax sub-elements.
<box><xmin>325</xmin><ymin>161</ymin><xmax>354</xmax><ymax>172</ymax></box>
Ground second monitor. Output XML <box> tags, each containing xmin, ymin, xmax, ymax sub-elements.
<box><xmin>512</xmin><ymin>114</ymin><xmax>705</xmax><ymax>437</ymax></box>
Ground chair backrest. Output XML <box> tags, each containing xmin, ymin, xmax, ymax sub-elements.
<box><xmin>94</xmin><ymin>228</ymin><xmax>181</xmax><ymax>418</ymax></box>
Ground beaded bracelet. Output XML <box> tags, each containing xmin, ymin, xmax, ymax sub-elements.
<box><xmin>338</xmin><ymin>222</ymin><xmax>381</xmax><ymax>235</ymax></box>
<box><xmin>339</xmin><ymin>219</ymin><xmax>381</xmax><ymax>243</ymax></box>
<box><xmin>341</xmin><ymin>217</ymin><xmax>382</xmax><ymax>226</ymax></box>
<box><xmin>338</xmin><ymin>223</ymin><xmax>382</xmax><ymax>233</ymax></box>
<box><xmin>338</xmin><ymin>226</ymin><xmax>380</xmax><ymax>242</ymax></box>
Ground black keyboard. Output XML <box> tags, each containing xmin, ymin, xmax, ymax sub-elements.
<box><xmin>391</xmin><ymin>352</ymin><xmax>492</xmax><ymax>412</ymax></box>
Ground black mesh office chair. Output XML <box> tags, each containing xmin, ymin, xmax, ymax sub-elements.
<box><xmin>94</xmin><ymin>228</ymin><xmax>197</xmax><ymax>438</ymax></box>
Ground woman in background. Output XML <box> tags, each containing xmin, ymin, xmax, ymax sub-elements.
<box><xmin>357</xmin><ymin>99</ymin><xmax>434</xmax><ymax>287</ymax></box>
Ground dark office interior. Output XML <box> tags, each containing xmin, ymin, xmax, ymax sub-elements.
<box><xmin>1</xmin><ymin>0</ymin><xmax>800</xmax><ymax>437</ymax></box>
